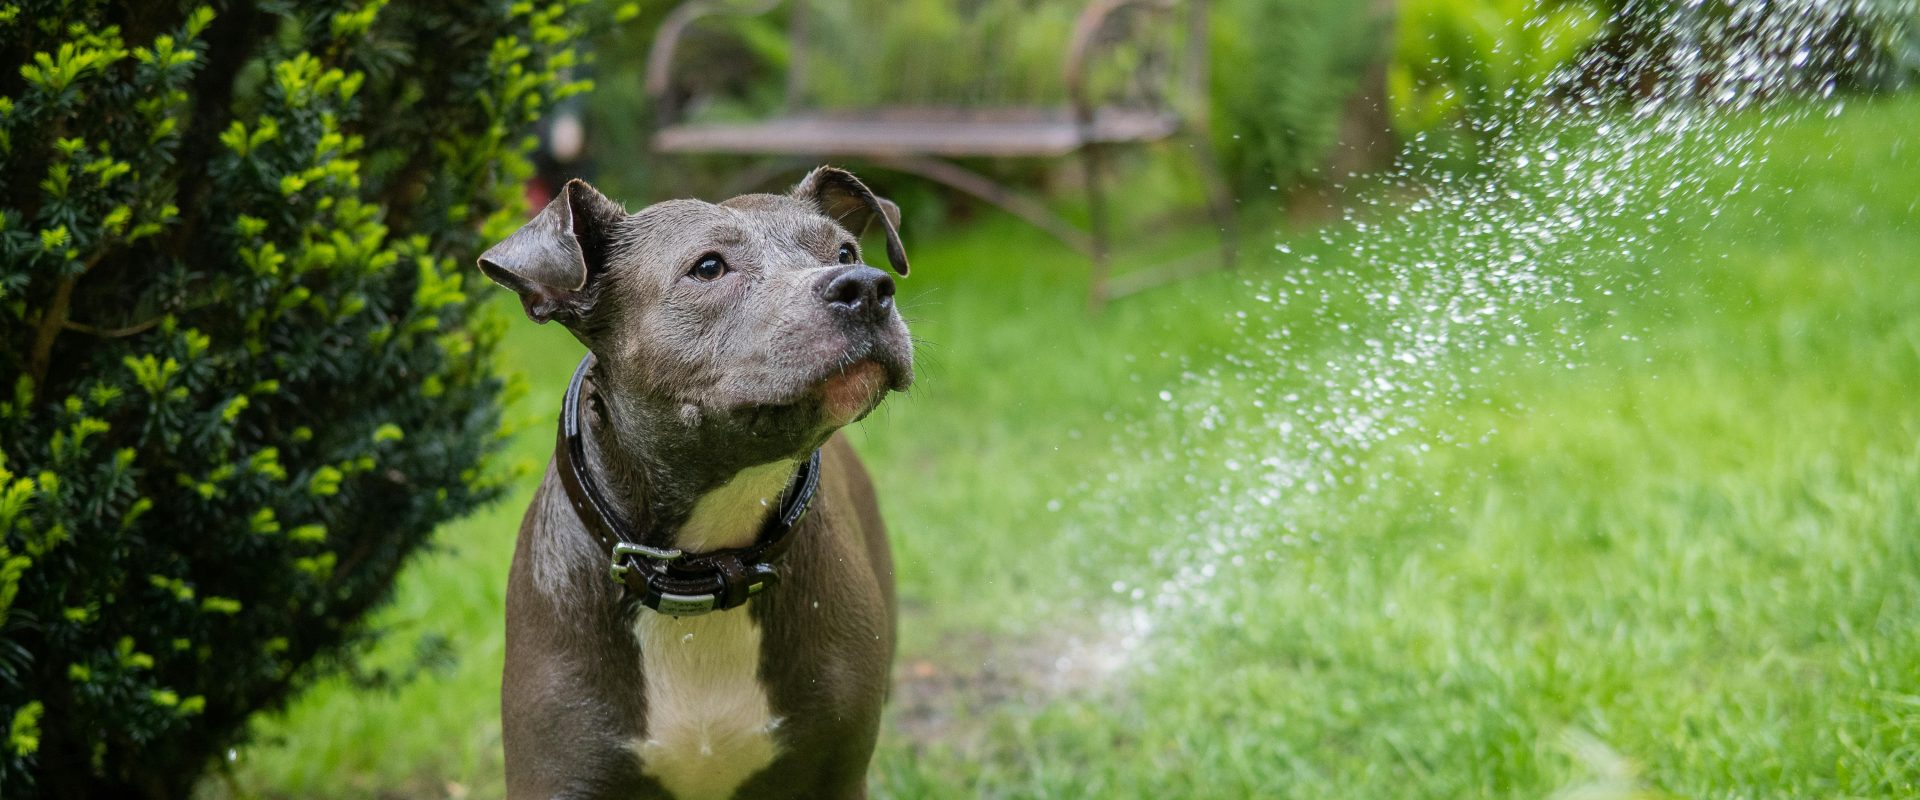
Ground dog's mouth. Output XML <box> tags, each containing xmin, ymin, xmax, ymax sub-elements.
<box><xmin>719</xmin><ymin>342</ymin><xmax>912</xmax><ymax>433</ymax></box>
<box><xmin>814</xmin><ymin>360</ymin><xmax>890</xmax><ymax>426</ymax></box>
<box><xmin>809</xmin><ymin>350</ymin><xmax>913</xmax><ymax>426</ymax></box>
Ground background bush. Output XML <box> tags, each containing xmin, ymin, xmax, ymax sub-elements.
<box><xmin>0</xmin><ymin>1</ymin><xmax>612</xmax><ymax>795</ymax></box>
<box><xmin>1212</xmin><ymin>0</ymin><xmax>1389</xmax><ymax>193</ymax></box>
<box><xmin>1387</xmin><ymin>0</ymin><xmax>1607</xmax><ymax>154</ymax></box>
<box><xmin>1580</xmin><ymin>0</ymin><xmax>1920</xmax><ymax>98</ymax></box>
<box><xmin>1388</xmin><ymin>0</ymin><xmax>1920</xmax><ymax>158</ymax></box>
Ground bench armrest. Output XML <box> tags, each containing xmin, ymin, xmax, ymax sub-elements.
<box><xmin>644</xmin><ymin>0</ymin><xmax>788</xmax><ymax>125</ymax></box>
<box><xmin>1064</xmin><ymin>0</ymin><xmax>1206</xmax><ymax>126</ymax></box>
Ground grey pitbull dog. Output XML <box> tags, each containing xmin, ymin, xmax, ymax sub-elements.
<box><xmin>477</xmin><ymin>167</ymin><xmax>911</xmax><ymax>800</ymax></box>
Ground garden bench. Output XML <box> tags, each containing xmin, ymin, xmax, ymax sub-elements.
<box><xmin>644</xmin><ymin>0</ymin><xmax>1238</xmax><ymax>307</ymax></box>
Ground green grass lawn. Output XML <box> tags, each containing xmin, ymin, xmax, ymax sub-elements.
<box><xmin>209</xmin><ymin>95</ymin><xmax>1920</xmax><ymax>798</ymax></box>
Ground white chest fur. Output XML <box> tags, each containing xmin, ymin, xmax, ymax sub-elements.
<box><xmin>630</xmin><ymin>609</ymin><xmax>780</xmax><ymax>800</ymax></box>
<box><xmin>628</xmin><ymin>460</ymin><xmax>797</xmax><ymax>800</ymax></box>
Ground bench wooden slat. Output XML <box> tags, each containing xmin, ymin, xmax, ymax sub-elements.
<box><xmin>654</xmin><ymin>107</ymin><xmax>1180</xmax><ymax>158</ymax></box>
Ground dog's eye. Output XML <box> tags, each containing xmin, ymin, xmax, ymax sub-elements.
<box><xmin>689</xmin><ymin>254</ymin><xmax>728</xmax><ymax>282</ymax></box>
<box><xmin>836</xmin><ymin>243</ymin><xmax>857</xmax><ymax>265</ymax></box>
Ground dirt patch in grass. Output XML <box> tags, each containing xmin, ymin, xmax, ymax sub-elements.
<box><xmin>887</xmin><ymin>616</ymin><xmax>1140</xmax><ymax>752</ymax></box>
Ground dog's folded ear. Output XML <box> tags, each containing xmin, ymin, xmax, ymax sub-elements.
<box><xmin>792</xmin><ymin>166</ymin><xmax>909</xmax><ymax>276</ymax></box>
<box><xmin>478</xmin><ymin>179</ymin><xmax>625</xmax><ymax>324</ymax></box>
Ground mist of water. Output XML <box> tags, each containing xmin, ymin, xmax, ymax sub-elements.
<box><xmin>1046</xmin><ymin>0</ymin><xmax>1905</xmax><ymax>672</ymax></box>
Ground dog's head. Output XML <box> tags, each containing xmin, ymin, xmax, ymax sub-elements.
<box><xmin>479</xmin><ymin>166</ymin><xmax>912</xmax><ymax>464</ymax></box>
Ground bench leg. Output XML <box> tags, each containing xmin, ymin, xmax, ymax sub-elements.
<box><xmin>1079</xmin><ymin>142</ymin><xmax>1114</xmax><ymax>311</ymax></box>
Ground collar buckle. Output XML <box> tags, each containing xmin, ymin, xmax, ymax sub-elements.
<box><xmin>608</xmin><ymin>541</ymin><xmax>684</xmax><ymax>586</ymax></box>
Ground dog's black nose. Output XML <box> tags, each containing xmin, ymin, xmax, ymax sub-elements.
<box><xmin>820</xmin><ymin>265</ymin><xmax>895</xmax><ymax>321</ymax></box>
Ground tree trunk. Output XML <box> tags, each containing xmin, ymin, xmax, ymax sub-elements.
<box><xmin>1290</xmin><ymin>0</ymin><xmax>1399</xmax><ymax>224</ymax></box>
<box><xmin>1325</xmin><ymin>0</ymin><xmax>1398</xmax><ymax>177</ymax></box>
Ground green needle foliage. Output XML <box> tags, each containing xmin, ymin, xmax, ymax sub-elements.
<box><xmin>0</xmin><ymin>1</ymin><xmax>615</xmax><ymax>795</ymax></box>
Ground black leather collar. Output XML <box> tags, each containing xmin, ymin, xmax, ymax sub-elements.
<box><xmin>555</xmin><ymin>354</ymin><xmax>821</xmax><ymax>616</ymax></box>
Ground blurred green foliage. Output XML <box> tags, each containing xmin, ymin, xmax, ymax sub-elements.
<box><xmin>0</xmin><ymin>1</ymin><xmax>605</xmax><ymax>795</ymax></box>
<box><xmin>1388</xmin><ymin>0</ymin><xmax>1606</xmax><ymax>143</ymax></box>
<box><xmin>1584</xmin><ymin>0</ymin><xmax>1920</xmax><ymax>95</ymax></box>
<box><xmin>1390</xmin><ymin>0</ymin><xmax>1920</xmax><ymax>153</ymax></box>
<box><xmin>1213</xmin><ymin>0</ymin><xmax>1387</xmax><ymax>191</ymax></box>
<box><xmin>587</xmin><ymin>0</ymin><xmax>1920</xmax><ymax>199</ymax></box>
<box><xmin>801</xmin><ymin>0</ymin><xmax>1081</xmax><ymax>107</ymax></box>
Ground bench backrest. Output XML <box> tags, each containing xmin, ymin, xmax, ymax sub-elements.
<box><xmin>651</xmin><ymin>0</ymin><xmax>1211</xmax><ymax>122</ymax></box>
<box><xmin>791</xmin><ymin>0</ymin><xmax>1207</xmax><ymax>112</ymax></box>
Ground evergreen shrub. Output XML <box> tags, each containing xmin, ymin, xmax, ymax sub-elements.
<box><xmin>0</xmin><ymin>0</ymin><xmax>616</xmax><ymax>794</ymax></box>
